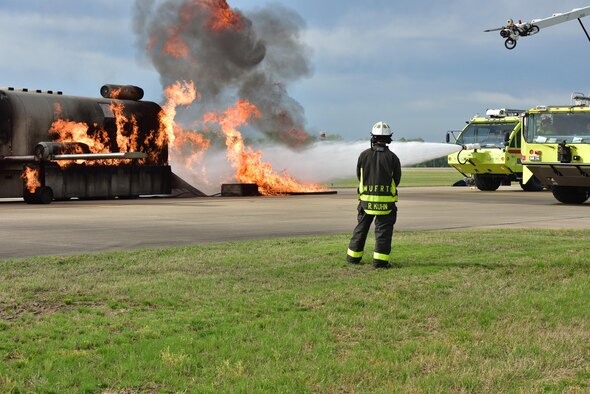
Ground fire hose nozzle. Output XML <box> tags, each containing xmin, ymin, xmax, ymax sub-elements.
<box><xmin>462</xmin><ymin>143</ymin><xmax>481</xmax><ymax>150</ymax></box>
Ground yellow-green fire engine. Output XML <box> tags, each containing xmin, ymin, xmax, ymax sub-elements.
<box><xmin>521</xmin><ymin>94</ymin><xmax>590</xmax><ymax>204</ymax></box>
<box><xmin>447</xmin><ymin>109</ymin><xmax>544</xmax><ymax>191</ymax></box>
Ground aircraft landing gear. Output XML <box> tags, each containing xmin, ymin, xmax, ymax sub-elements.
<box><xmin>502</xmin><ymin>25</ymin><xmax>537</xmax><ymax>50</ymax></box>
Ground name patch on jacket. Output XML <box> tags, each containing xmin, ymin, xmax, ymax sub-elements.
<box><xmin>361</xmin><ymin>201</ymin><xmax>395</xmax><ymax>213</ymax></box>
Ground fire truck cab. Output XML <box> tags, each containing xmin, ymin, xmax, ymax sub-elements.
<box><xmin>521</xmin><ymin>94</ymin><xmax>590</xmax><ymax>204</ymax></box>
<box><xmin>447</xmin><ymin>109</ymin><xmax>544</xmax><ymax>191</ymax></box>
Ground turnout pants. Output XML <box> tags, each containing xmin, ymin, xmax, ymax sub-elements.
<box><xmin>347</xmin><ymin>202</ymin><xmax>397</xmax><ymax>265</ymax></box>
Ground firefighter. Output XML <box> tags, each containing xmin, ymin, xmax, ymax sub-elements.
<box><xmin>346</xmin><ymin>121</ymin><xmax>401</xmax><ymax>268</ymax></box>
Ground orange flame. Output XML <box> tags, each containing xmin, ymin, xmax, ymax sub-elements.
<box><xmin>204</xmin><ymin>0</ymin><xmax>242</xmax><ymax>32</ymax></box>
<box><xmin>45</xmin><ymin>81</ymin><xmax>195</xmax><ymax>169</ymax></box>
<box><xmin>49</xmin><ymin>120</ymin><xmax>107</xmax><ymax>167</ymax></box>
<box><xmin>111</xmin><ymin>101</ymin><xmax>140</xmax><ymax>155</ymax></box>
<box><xmin>163</xmin><ymin>27</ymin><xmax>190</xmax><ymax>58</ymax></box>
<box><xmin>45</xmin><ymin>79</ymin><xmax>324</xmax><ymax>196</ymax></box>
<box><xmin>49</xmin><ymin>100</ymin><xmax>147</xmax><ymax>166</ymax></box>
<box><xmin>157</xmin><ymin>0</ymin><xmax>242</xmax><ymax>59</ymax></box>
<box><xmin>21</xmin><ymin>167</ymin><xmax>41</xmax><ymax>193</ymax></box>
<box><xmin>205</xmin><ymin>100</ymin><xmax>327</xmax><ymax>195</ymax></box>
<box><xmin>50</xmin><ymin>119</ymin><xmax>109</xmax><ymax>153</ymax></box>
<box><xmin>158</xmin><ymin>80</ymin><xmax>199</xmax><ymax>148</ymax></box>
<box><xmin>157</xmin><ymin>81</ymin><xmax>211</xmax><ymax>177</ymax></box>
<box><xmin>108</xmin><ymin>87</ymin><xmax>122</xmax><ymax>99</ymax></box>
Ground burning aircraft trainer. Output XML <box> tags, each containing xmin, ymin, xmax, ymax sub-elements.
<box><xmin>485</xmin><ymin>5</ymin><xmax>590</xmax><ymax>49</ymax></box>
<box><xmin>0</xmin><ymin>85</ymin><xmax>178</xmax><ymax>203</ymax></box>
<box><xmin>0</xmin><ymin>82</ymin><xmax>330</xmax><ymax>203</ymax></box>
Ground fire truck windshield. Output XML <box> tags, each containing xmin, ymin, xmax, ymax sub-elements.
<box><xmin>456</xmin><ymin>122</ymin><xmax>517</xmax><ymax>148</ymax></box>
<box><xmin>526</xmin><ymin>112</ymin><xmax>590</xmax><ymax>144</ymax></box>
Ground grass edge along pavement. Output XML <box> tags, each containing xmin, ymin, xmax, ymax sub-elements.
<box><xmin>0</xmin><ymin>229</ymin><xmax>589</xmax><ymax>392</ymax></box>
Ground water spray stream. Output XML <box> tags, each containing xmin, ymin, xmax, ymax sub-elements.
<box><xmin>172</xmin><ymin>141</ymin><xmax>462</xmax><ymax>194</ymax></box>
<box><xmin>257</xmin><ymin>141</ymin><xmax>462</xmax><ymax>183</ymax></box>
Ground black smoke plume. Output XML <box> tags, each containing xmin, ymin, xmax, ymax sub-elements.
<box><xmin>133</xmin><ymin>0</ymin><xmax>313</xmax><ymax>146</ymax></box>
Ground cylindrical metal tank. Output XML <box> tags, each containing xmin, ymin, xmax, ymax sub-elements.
<box><xmin>100</xmin><ymin>84</ymin><xmax>145</xmax><ymax>101</ymax></box>
<box><xmin>0</xmin><ymin>87</ymin><xmax>167</xmax><ymax>164</ymax></box>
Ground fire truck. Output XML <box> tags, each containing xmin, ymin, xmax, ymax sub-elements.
<box><xmin>521</xmin><ymin>93</ymin><xmax>590</xmax><ymax>204</ymax></box>
<box><xmin>447</xmin><ymin>109</ymin><xmax>544</xmax><ymax>191</ymax></box>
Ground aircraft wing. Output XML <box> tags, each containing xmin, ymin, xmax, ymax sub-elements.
<box><xmin>531</xmin><ymin>6</ymin><xmax>590</xmax><ymax>29</ymax></box>
<box><xmin>484</xmin><ymin>27</ymin><xmax>503</xmax><ymax>32</ymax></box>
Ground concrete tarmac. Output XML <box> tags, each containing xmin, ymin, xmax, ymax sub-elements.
<box><xmin>1</xmin><ymin>186</ymin><xmax>590</xmax><ymax>260</ymax></box>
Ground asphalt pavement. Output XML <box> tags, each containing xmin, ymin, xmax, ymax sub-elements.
<box><xmin>1</xmin><ymin>186</ymin><xmax>589</xmax><ymax>260</ymax></box>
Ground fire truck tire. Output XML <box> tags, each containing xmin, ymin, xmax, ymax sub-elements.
<box><xmin>551</xmin><ymin>186</ymin><xmax>590</xmax><ymax>204</ymax></box>
<box><xmin>520</xmin><ymin>176</ymin><xmax>545</xmax><ymax>192</ymax></box>
<box><xmin>474</xmin><ymin>174</ymin><xmax>501</xmax><ymax>191</ymax></box>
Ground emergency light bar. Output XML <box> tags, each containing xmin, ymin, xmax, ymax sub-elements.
<box><xmin>485</xmin><ymin>108</ymin><xmax>524</xmax><ymax>118</ymax></box>
<box><xmin>486</xmin><ymin>109</ymin><xmax>506</xmax><ymax>118</ymax></box>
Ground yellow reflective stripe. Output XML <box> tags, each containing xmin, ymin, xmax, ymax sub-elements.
<box><xmin>358</xmin><ymin>168</ymin><xmax>363</xmax><ymax>197</ymax></box>
<box><xmin>364</xmin><ymin>210</ymin><xmax>392</xmax><ymax>215</ymax></box>
<box><xmin>347</xmin><ymin>249</ymin><xmax>363</xmax><ymax>258</ymax></box>
<box><xmin>373</xmin><ymin>252</ymin><xmax>389</xmax><ymax>261</ymax></box>
<box><xmin>359</xmin><ymin>194</ymin><xmax>397</xmax><ymax>202</ymax></box>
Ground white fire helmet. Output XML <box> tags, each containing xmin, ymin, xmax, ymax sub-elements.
<box><xmin>371</xmin><ymin>121</ymin><xmax>393</xmax><ymax>136</ymax></box>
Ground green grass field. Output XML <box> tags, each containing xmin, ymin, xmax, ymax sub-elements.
<box><xmin>1</xmin><ymin>229</ymin><xmax>589</xmax><ymax>392</ymax></box>
<box><xmin>330</xmin><ymin>167</ymin><xmax>463</xmax><ymax>188</ymax></box>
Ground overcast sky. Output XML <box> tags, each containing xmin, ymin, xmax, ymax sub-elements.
<box><xmin>2</xmin><ymin>0</ymin><xmax>590</xmax><ymax>142</ymax></box>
